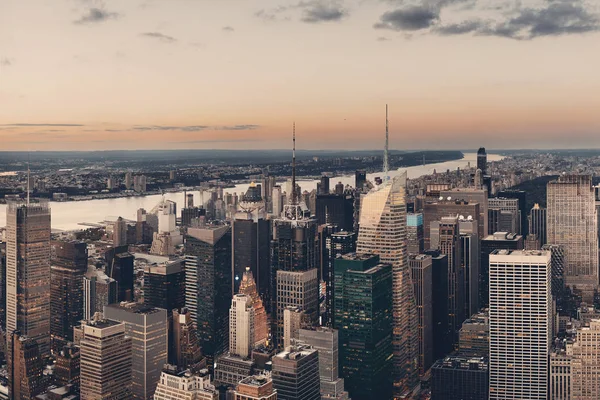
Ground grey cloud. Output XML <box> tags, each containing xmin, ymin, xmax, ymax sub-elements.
<box><xmin>374</xmin><ymin>6</ymin><xmax>439</xmax><ymax>31</ymax></box>
<box><xmin>376</xmin><ymin>36</ymin><xmax>391</xmax><ymax>41</ymax></box>
<box><xmin>141</xmin><ymin>32</ymin><xmax>177</xmax><ymax>43</ymax></box>
<box><xmin>132</xmin><ymin>125</ymin><xmax>259</xmax><ymax>132</ymax></box>
<box><xmin>0</xmin><ymin>123</ymin><xmax>85</xmax><ymax>127</ymax></box>
<box><xmin>434</xmin><ymin>20</ymin><xmax>484</xmax><ymax>35</ymax></box>
<box><xmin>215</xmin><ymin>125</ymin><xmax>260</xmax><ymax>131</ymax></box>
<box><xmin>222</xmin><ymin>26</ymin><xmax>235</xmax><ymax>32</ymax></box>
<box><xmin>1</xmin><ymin>57</ymin><xmax>13</xmax><ymax>66</ymax></box>
<box><xmin>74</xmin><ymin>7</ymin><xmax>119</xmax><ymax>24</ymax></box>
<box><xmin>301</xmin><ymin>3</ymin><xmax>348</xmax><ymax>23</ymax></box>
<box><xmin>255</xmin><ymin>9</ymin><xmax>278</xmax><ymax>21</ymax></box>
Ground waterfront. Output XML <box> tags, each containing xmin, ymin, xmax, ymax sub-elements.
<box><xmin>0</xmin><ymin>153</ymin><xmax>503</xmax><ymax>231</ymax></box>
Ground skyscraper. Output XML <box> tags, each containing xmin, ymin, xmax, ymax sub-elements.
<box><xmin>298</xmin><ymin>327</ymin><xmax>349</xmax><ymax>400</ymax></box>
<box><xmin>529</xmin><ymin>203</ymin><xmax>547</xmax><ymax>246</ymax></box>
<box><xmin>229</xmin><ymin>294</ymin><xmax>255</xmax><ymax>358</ymax></box>
<box><xmin>184</xmin><ymin>225</ymin><xmax>232</xmax><ymax>366</ymax></box>
<box><xmin>238</xmin><ymin>267</ymin><xmax>268</xmax><ymax>347</ymax></box>
<box><xmin>322</xmin><ymin>230</ymin><xmax>355</xmax><ymax>327</ymax></box>
<box><xmin>489</xmin><ymin>250</ymin><xmax>551</xmax><ymax>400</ymax></box>
<box><xmin>406</xmin><ymin>213</ymin><xmax>424</xmax><ymax>255</ymax></box>
<box><xmin>104</xmin><ymin>302</ymin><xmax>168</xmax><ymax>400</ymax></box>
<box><xmin>54</xmin><ymin>343</ymin><xmax>80</xmax><ymax>389</ymax></box>
<box><xmin>458</xmin><ymin>217</ymin><xmax>480</xmax><ymax>318</ymax></box>
<box><xmin>488</xmin><ymin>197</ymin><xmax>520</xmax><ymax>234</ymax></box>
<box><xmin>409</xmin><ymin>254</ymin><xmax>433</xmax><ymax>375</ymax></box>
<box><xmin>171</xmin><ymin>308</ymin><xmax>204</xmax><ymax>371</ymax></box>
<box><xmin>234</xmin><ymin>374</ymin><xmax>277</xmax><ymax>400</ymax></box>
<box><xmin>497</xmin><ymin>190</ymin><xmax>527</xmax><ymax>237</ymax></box>
<box><xmin>6</xmin><ymin>201</ymin><xmax>52</xmax><ymax>359</ymax></box>
<box><xmin>143</xmin><ymin>259</ymin><xmax>185</xmax><ymax>311</ymax></box>
<box><xmin>430</xmin><ymin>216</ymin><xmax>464</xmax><ymax>348</ymax></box>
<box><xmin>440</xmin><ymin>188</ymin><xmax>488</xmax><ymax>241</ymax></box>
<box><xmin>422</xmin><ymin>199</ymin><xmax>480</xmax><ymax>249</ymax></box>
<box><xmin>431</xmin><ymin>356</ymin><xmax>489</xmax><ymax>400</ymax></box>
<box><xmin>423</xmin><ymin>249</ymin><xmax>451</xmax><ymax>360</ymax></box>
<box><xmin>232</xmin><ymin>212</ymin><xmax>270</xmax><ymax>297</ymax></box>
<box><xmin>569</xmin><ymin>319</ymin><xmax>600</xmax><ymax>399</ymax></box>
<box><xmin>106</xmin><ymin>251</ymin><xmax>134</xmax><ymax>302</ymax></box>
<box><xmin>315</xmin><ymin>194</ymin><xmax>354</xmax><ymax>232</ymax></box>
<box><xmin>355</xmin><ymin>170</ymin><xmax>366</xmax><ymax>191</ymax></box>
<box><xmin>275</xmin><ymin>269</ymin><xmax>319</xmax><ymax>347</ymax></box>
<box><xmin>83</xmin><ymin>267</ymin><xmax>118</xmax><ymax>321</ymax></box>
<box><xmin>272</xmin><ymin>343</ymin><xmax>321</xmax><ymax>400</ymax></box>
<box><xmin>9</xmin><ymin>332</ymin><xmax>46</xmax><ymax>399</ymax></box>
<box><xmin>356</xmin><ymin>172</ymin><xmax>419</xmax><ymax>397</ymax></box>
<box><xmin>333</xmin><ymin>253</ymin><xmax>393</xmax><ymax>400</ymax></box>
<box><xmin>547</xmin><ymin>175</ymin><xmax>598</xmax><ymax>299</ymax></box>
<box><xmin>79</xmin><ymin>318</ymin><xmax>132</xmax><ymax>400</ymax></box>
<box><xmin>154</xmin><ymin>365</ymin><xmax>218</xmax><ymax>400</ymax></box>
<box><xmin>476</xmin><ymin>147</ymin><xmax>487</xmax><ymax>174</ymax></box>
<box><xmin>113</xmin><ymin>216</ymin><xmax>128</xmax><ymax>247</ymax></box>
<box><xmin>50</xmin><ymin>240</ymin><xmax>88</xmax><ymax>352</ymax></box>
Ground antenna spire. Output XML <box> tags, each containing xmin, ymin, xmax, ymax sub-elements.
<box><xmin>384</xmin><ymin>104</ymin><xmax>389</xmax><ymax>181</ymax></box>
<box><xmin>27</xmin><ymin>153</ymin><xmax>31</xmax><ymax>206</ymax></box>
<box><xmin>291</xmin><ymin>122</ymin><xmax>297</xmax><ymax>204</ymax></box>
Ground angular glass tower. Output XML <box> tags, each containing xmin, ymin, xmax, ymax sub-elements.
<box><xmin>356</xmin><ymin>172</ymin><xmax>419</xmax><ymax>397</ymax></box>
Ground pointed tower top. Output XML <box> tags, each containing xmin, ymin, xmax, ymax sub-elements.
<box><xmin>384</xmin><ymin>104</ymin><xmax>389</xmax><ymax>182</ymax></box>
<box><xmin>27</xmin><ymin>153</ymin><xmax>31</xmax><ymax>206</ymax></box>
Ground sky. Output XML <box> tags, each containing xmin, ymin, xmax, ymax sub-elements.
<box><xmin>1</xmin><ymin>0</ymin><xmax>600</xmax><ymax>151</ymax></box>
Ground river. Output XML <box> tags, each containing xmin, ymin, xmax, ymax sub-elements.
<box><xmin>0</xmin><ymin>153</ymin><xmax>503</xmax><ymax>231</ymax></box>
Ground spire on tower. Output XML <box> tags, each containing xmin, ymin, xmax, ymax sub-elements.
<box><xmin>384</xmin><ymin>104</ymin><xmax>389</xmax><ymax>182</ymax></box>
<box><xmin>27</xmin><ymin>153</ymin><xmax>31</xmax><ymax>205</ymax></box>
<box><xmin>291</xmin><ymin>122</ymin><xmax>297</xmax><ymax>205</ymax></box>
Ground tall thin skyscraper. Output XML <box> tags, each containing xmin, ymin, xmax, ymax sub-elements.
<box><xmin>83</xmin><ymin>267</ymin><xmax>118</xmax><ymax>321</ymax></box>
<box><xmin>409</xmin><ymin>254</ymin><xmax>433</xmax><ymax>375</ymax></box>
<box><xmin>232</xmin><ymin>212</ymin><xmax>270</xmax><ymax>297</ymax></box>
<box><xmin>9</xmin><ymin>332</ymin><xmax>46</xmax><ymax>399</ymax></box>
<box><xmin>6</xmin><ymin>201</ymin><xmax>52</xmax><ymax>359</ymax></box>
<box><xmin>529</xmin><ymin>203</ymin><xmax>547</xmax><ymax>246</ymax></box>
<box><xmin>229</xmin><ymin>294</ymin><xmax>255</xmax><ymax>358</ymax></box>
<box><xmin>547</xmin><ymin>175</ymin><xmax>598</xmax><ymax>300</ymax></box>
<box><xmin>79</xmin><ymin>318</ymin><xmax>132</xmax><ymax>400</ymax></box>
<box><xmin>477</xmin><ymin>147</ymin><xmax>487</xmax><ymax>175</ymax></box>
<box><xmin>356</xmin><ymin>168</ymin><xmax>418</xmax><ymax>397</ymax></box>
<box><xmin>50</xmin><ymin>240</ymin><xmax>88</xmax><ymax>352</ymax></box>
<box><xmin>322</xmin><ymin>230</ymin><xmax>355</xmax><ymax>327</ymax></box>
<box><xmin>489</xmin><ymin>250</ymin><xmax>551</xmax><ymax>400</ymax></box>
<box><xmin>238</xmin><ymin>267</ymin><xmax>268</xmax><ymax>347</ymax></box>
<box><xmin>172</xmin><ymin>308</ymin><xmax>204</xmax><ymax>371</ymax></box>
<box><xmin>104</xmin><ymin>302</ymin><xmax>168</xmax><ymax>400</ymax></box>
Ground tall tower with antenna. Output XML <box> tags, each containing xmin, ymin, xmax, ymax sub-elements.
<box><xmin>384</xmin><ymin>104</ymin><xmax>389</xmax><ymax>182</ymax></box>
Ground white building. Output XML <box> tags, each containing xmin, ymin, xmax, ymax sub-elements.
<box><xmin>229</xmin><ymin>294</ymin><xmax>255</xmax><ymax>358</ymax></box>
<box><xmin>154</xmin><ymin>366</ymin><xmax>218</xmax><ymax>400</ymax></box>
<box><xmin>489</xmin><ymin>250</ymin><xmax>551</xmax><ymax>400</ymax></box>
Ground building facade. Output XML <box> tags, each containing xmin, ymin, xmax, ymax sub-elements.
<box><xmin>272</xmin><ymin>344</ymin><xmax>320</xmax><ymax>400</ymax></box>
<box><xmin>409</xmin><ymin>254</ymin><xmax>433</xmax><ymax>375</ymax></box>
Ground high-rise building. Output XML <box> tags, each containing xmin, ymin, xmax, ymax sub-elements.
<box><xmin>272</xmin><ymin>186</ymin><xmax>283</xmax><ymax>217</ymax></box>
<box><xmin>488</xmin><ymin>197</ymin><xmax>520</xmax><ymax>235</ymax></box>
<box><xmin>184</xmin><ymin>225</ymin><xmax>232</xmax><ymax>366</ymax></box>
<box><xmin>355</xmin><ymin>170</ymin><xmax>366</xmax><ymax>191</ymax></box>
<box><xmin>322</xmin><ymin>230</ymin><xmax>355</xmax><ymax>327</ymax></box>
<box><xmin>272</xmin><ymin>343</ymin><xmax>320</xmax><ymax>400</ymax></box>
<box><xmin>480</xmin><ymin>232</ymin><xmax>524</xmax><ymax>308</ymax></box>
<box><xmin>50</xmin><ymin>240</ymin><xmax>87</xmax><ymax>352</ymax></box>
<box><xmin>550</xmin><ymin>348</ymin><xmax>571</xmax><ymax>400</ymax></box>
<box><xmin>319</xmin><ymin>175</ymin><xmax>330</xmax><ymax>195</ymax></box>
<box><xmin>440</xmin><ymin>188</ymin><xmax>488</xmax><ymax>242</ymax></box>
<box><xmin>547</xmin><ymin>175</ymin><xmax>598</xmax><ymax>299</ymax></box>
<box><xmin>230</xmin><ymin>294</ymin><xmax>255</xmax><ymax>358</ymax></box>
<box><xmin>0</xmin><ymin>241</ymin><xmax>6</xmax><ymax>332</ymax></box>
<box><xmin>232</xmin><ymin>213</ymin><xmax>270</xmax><ymax>297</ymax></box>
<box><xmin>355</xmin><ymin>173</ymin><xmax>419</xmax><ymax>397</ymax></box>
<box><xmin>104</xmin><ymin>302</ymin><xmax>168</xmax><ymax>400</ymax></box>
<box><xmin>6</xmin><ymin>201</ymin><xmax>52</xmax><ymax>360</ymax></box>
<box><xmin>423</xmin><ymin>199</ymin><xmax>481</xmax><ymax>249</ymax></box>
<box><xmin>315</xmin><ymin>194</ymin><xmax>354</xmax><ymax>232</ymax></box>
<box><xmin>54</xmin><ymin>343</ymin><xmax>80</xmax><ymax>388</ymax></box>
<box><xmin>333</xmin><ymin>254</ymin><xmax>393</xmax><ymax>400</ymax></box>
<box><xmin>113</xmin><ymin>216</ymin><xmax>128</xmax><ymax>247</ymax></box>
<box><xmin>497</xmin><ymin>190</ymin><xmax>527</xmax><ymax>237</ymax></box>
<box><xmin>430</xmin><ymin>216</ymin><xmax>464</xmax><ymax>347</ymax></box>
<box><xmin>125</xmin><ymin>172</ymin><xmax>133</xmax><ymax>189</ymax></box>
<box><xmin>234</xmin><ymin>374</ymin><xmax>277</xmax><ymax>400</ymax></box>
<box><xmin>143</xmin><ymin>259</ymin><xmax>185</xmax><ymax>311</ymax></box>
<box><xmin>154</xmin><ymin>365</ymin><xmax>218</xmax><ymax>400</ymax></box>
<box><xmin>458</xmin><ymin>217</ymin><xmax>480</xmax><ymax>317</ymax></box>
<box><xmin>423</xmin><ymin>249</ymin><xmax>451</xmax><ymax>360</ymax></box>
<box><xmin>9</xmin><ymin>332</ymin><xmax>46</xmax><ymax>400</ymax></box>
<box><xmin>105</xmin><ymin>251</ymin><xmax>134</xmax><ymax>302</ymax></box>
<box><xmin>299</xmin><ymin>327</ymin><xmax>349</xmax><ymax>400</ymax></box>
<box><xmin>458</xmin><ymin>310</ymin><xmax>489</xmax><ymax>358</ymax></box>
<box><xmin>489</xmin><ymin>250</ymin><xmax>551</xmax><ymax>400</ymax></box>
<box><xmin>79</xmin><ymin>318</ymin><xmax>132</xmax><ymax>400</ymax></box>
<box><xmin>238</xmin><ymin>267</ymin><xmax>268</xmax><ymax>347</ymax></box>
<box><xmin>83</xmin><ymin>267</ymin><xmax>118</xmax><ymax>321</ymax></box>
<box><xmin>409</xmin><ymin>254</ymin><xmax>433</xmax><ymax>375</ymax></box>
<box><xmin>431</xmin><ymin>356</ymin><xmax>489</xmax><ymax>400</ymax></box>
<box><xmin>171</xmin><ymin>308</ymin><xmax>204</xmax><ymax>371</ymax></box>
<box><xmin>406</xmin><ymin>213</ymin><xmax>424</xmax><ymax>255</ymax></box>
<box><xmin>569</xmin><ymin>319</ymin><xmax>600</xmax><ymax>399</ymax></box>
<box><xmin>275</xmin><ymin>269</ymin><xmax>319</xmax><ymax>347</ymax></box>
<box><xmin>476</xmin><ymin>147</ymin><xmax>487</xmax><ymax>174</ymax></box>
<box><xmin>283</xmin><ymin>306</ymin><xmax>310</xmax><ymax>349</ymax></box>
<box><xmin>542</xmin><ymin>244</ymin><xmax>567</xmax><ymax>297</ymax></box>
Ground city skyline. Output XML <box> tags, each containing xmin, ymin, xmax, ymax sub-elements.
<box><xmin>2</xmin><ymin>0</ymin><xmax>600</xmax><ymax>151</ymax></box>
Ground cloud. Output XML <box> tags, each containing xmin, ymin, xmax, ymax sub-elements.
<box><xmin>374</xmin><ymin>6</ymin><xmax>439</xmax><ymax>31</ymax></box>
<box><xmin>141</xmin><ymin>32</ymin><xmax>177</xmax><ymax>43</ymax></box>
<box><xmin>255</xmin><ymin>9</ymin><xmax>279</xmax><ymax>22</ymax></box>
<box><xmin>74</xmin><ymin>7</ymin><xmax>119</xmax><ymax>24</ymax></box>
<box><xmin>376</xmin><ymin>36</ymin><xmax>391</xmax><ymax>41</ymax></box>
<box><xmin>1</xmin><ymin>57</ymin><xmax>13</xmax><ymax>67</ymax></box>
<box><xmin>301</xmin><ymin>2</ymin><xmax>348</xmax><ymax>23</ymax></box>
<box><xmin>132</xmin><ymin>125</ymin><xmax>259</xmax><ymax>132</ymax></box>
<box><xmin>377</xmin><ymin>0</ymin><xmax>600</xmax><ymax>39</ymax></box>
<box><xmin>222</xmin><ymin>26</ymin><xmax>235</xmax><ymax>32</ymax></box>
<box><xmin>0</xmin><ymin>123</ymin><xmax>85</xmax><ymax>127</ymax></box>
